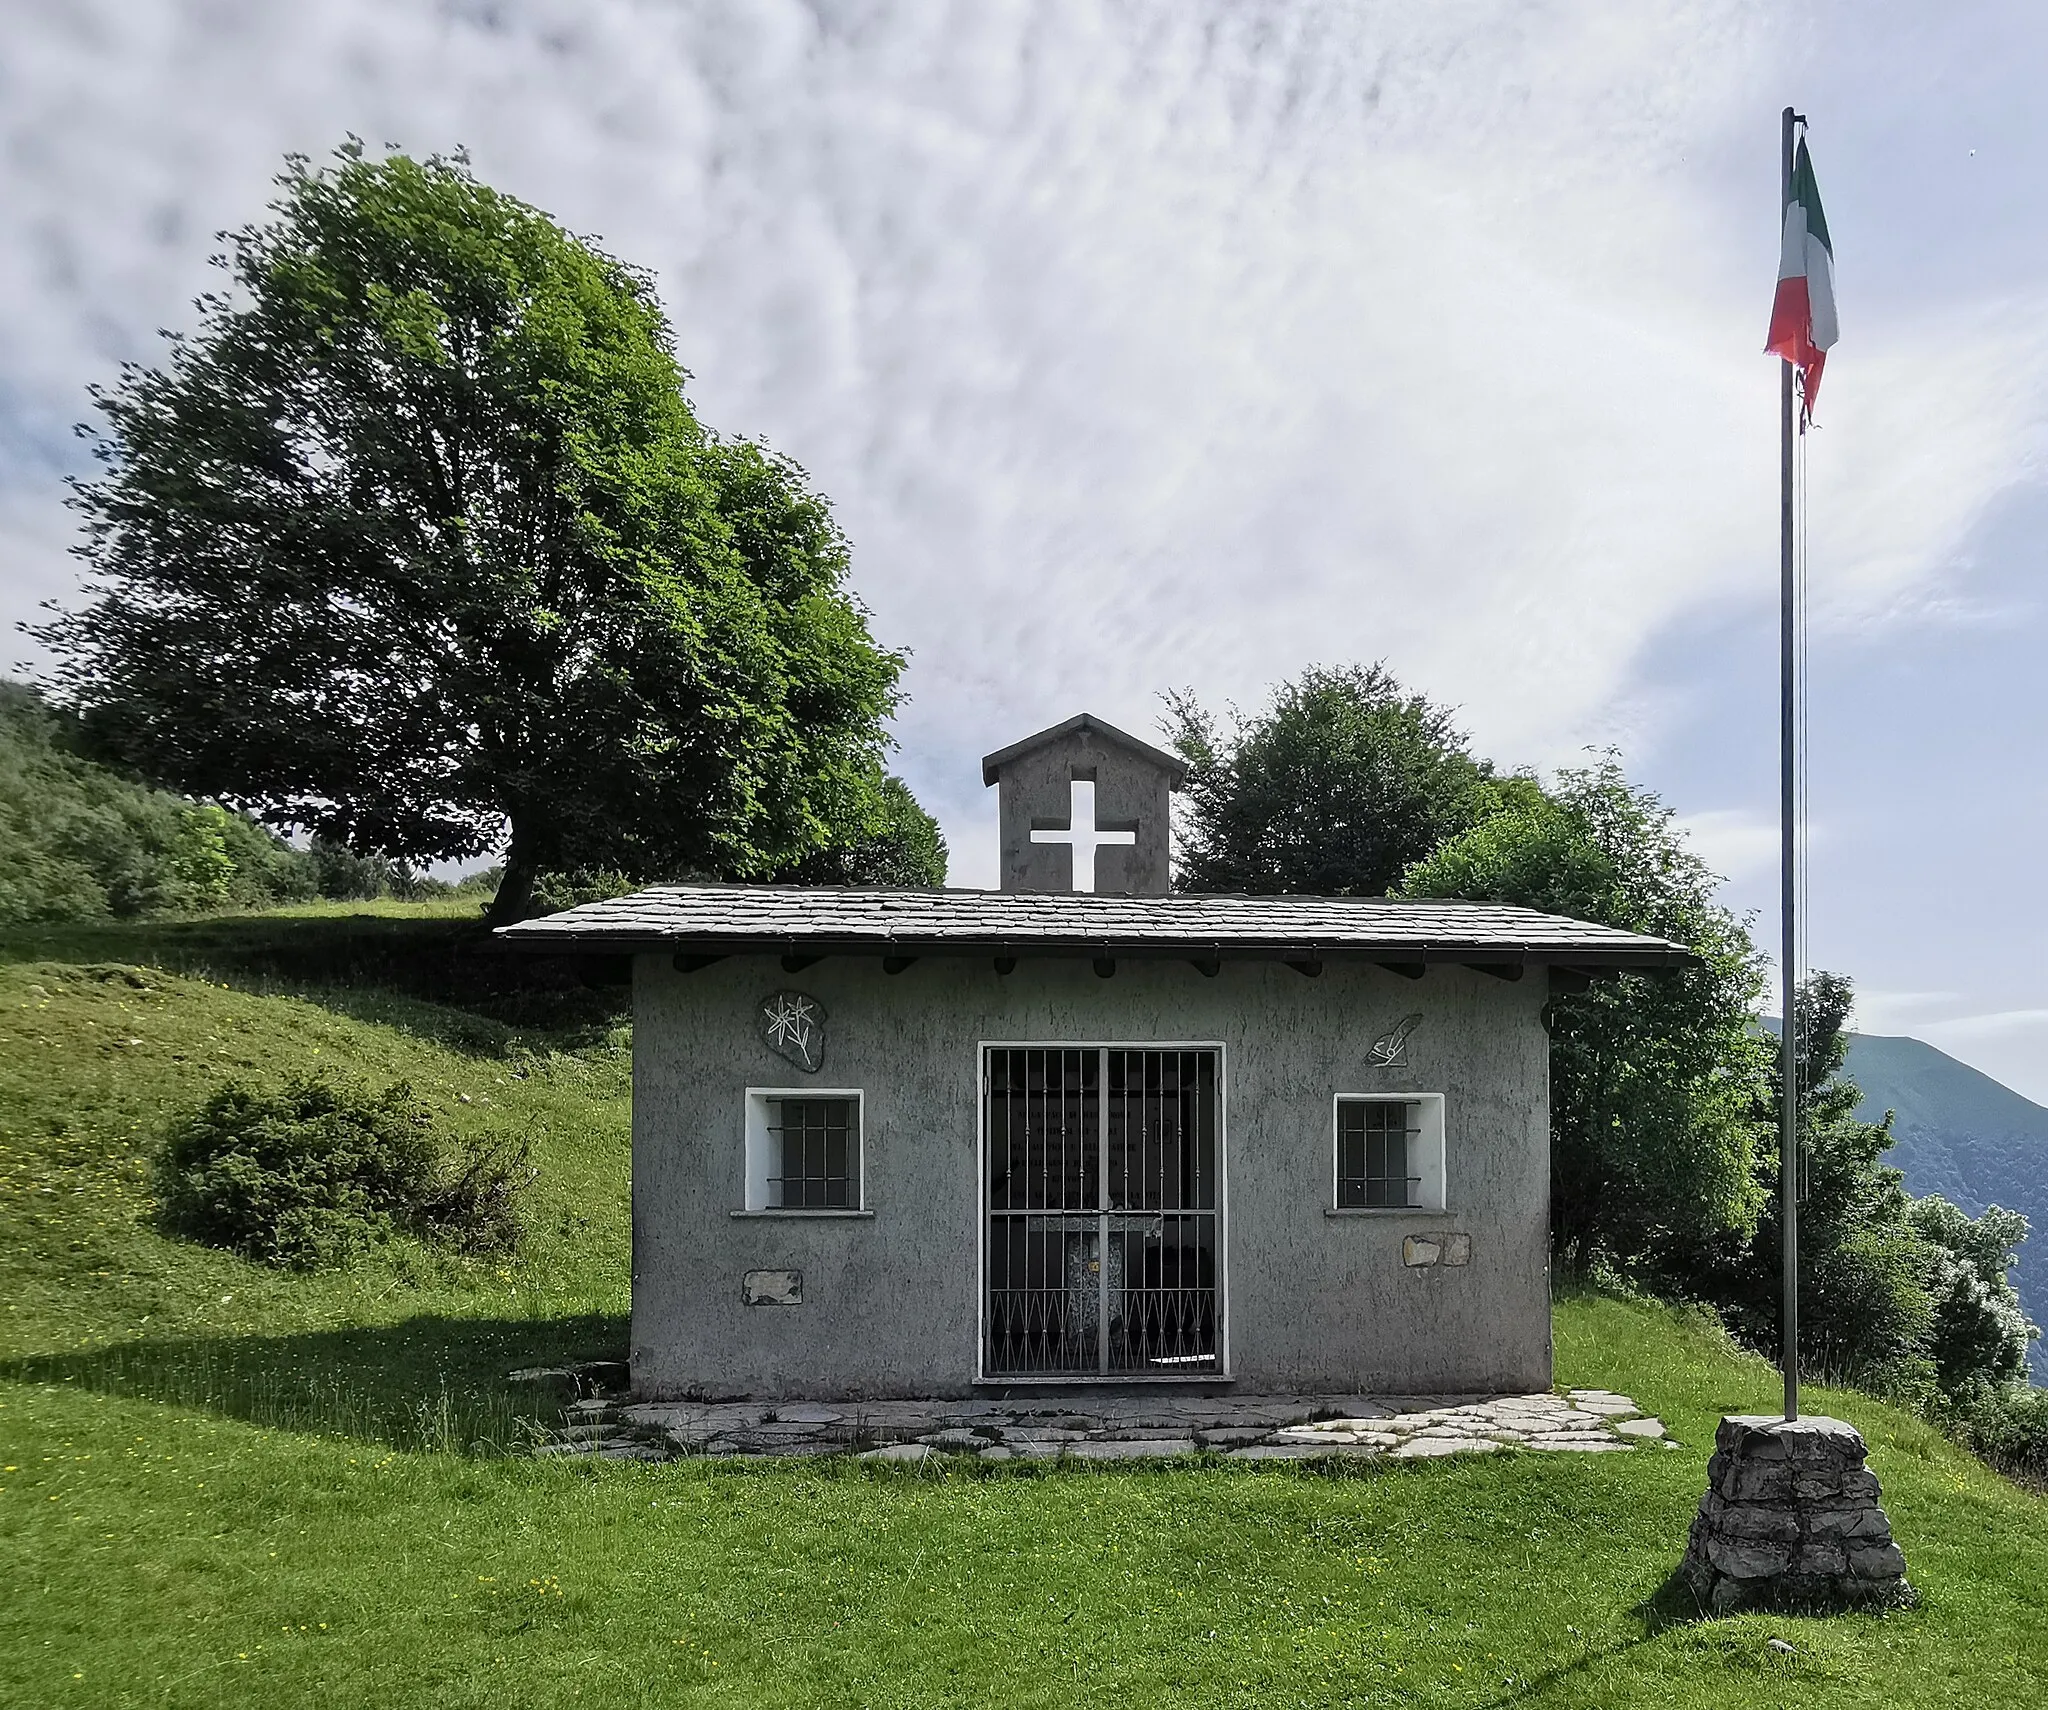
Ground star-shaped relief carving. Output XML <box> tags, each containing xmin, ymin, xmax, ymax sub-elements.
<box><xmin>759</xmin><ymin>991</ymin><xmax>826</xmax><ymax>1072</ymax></box>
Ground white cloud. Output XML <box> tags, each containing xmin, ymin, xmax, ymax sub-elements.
<box><xmin>1853</xmin><ymin>988</ymin><xmax>1968</xmax><ymax>1033</ymax></box>
<box><xmin>1927</xmin><ymin>1007</ymin><xmax>2048</xmax><ymax>1041</ymax></box>
<box><xmin>1674</xmin><ymin>807</ymin><xmax>1783</xmax><ymax>885</ymax></box>
<box><xmin>2</xmin><ymin>0</ymin><xmax>2046</xmax><ymax>904</ymax></box>
<box><xmin>1804</xmin><ymin>309</ymin><xmax>2048</xmax><ymax>626</ymax></box>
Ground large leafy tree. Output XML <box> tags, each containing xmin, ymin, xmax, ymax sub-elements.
<box><xmin>39</xmin><ymin>144</ymin><xmax>935</xmax><ymax>921</ymax></box>
<box><xmin>1397</xmin><ymin>760</ymin><xmax>1772</xmax><ymax>1278</ymax></box>
<box><xmin>774</xmin><ymin>774</ymin><xmax>950</xmax><ymax>889</ymax></box>
<box><xmin>1162</xmin><ymin>664</ymin><xmax>1538</xmax><ymax>896</ymax></box>
<box><xmin>1716</xmin><ymin>971</ymin><xmax>1935</xmax><ymax>1383</ymax></box>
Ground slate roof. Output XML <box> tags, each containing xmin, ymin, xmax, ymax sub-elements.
<box><xmin>495</xmin><ymin>884</ymin><xmax>1691</xmax><ymax>970</ymax></box>
<box><xmin>980</xmin><ymin>712</ymin><xmax>1189</xmax><ymax>787</ymax></box>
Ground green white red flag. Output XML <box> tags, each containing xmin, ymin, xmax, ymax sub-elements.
<box><xmin>1766</xmin><ymin>136</ymin><xmax>1838</xmax><ymax>414</ymax></box>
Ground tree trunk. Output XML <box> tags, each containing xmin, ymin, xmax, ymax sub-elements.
<box><xmin>483</xmin><ymin>817</ymin><xmax>543</xmax><ymax>927</ymax></box>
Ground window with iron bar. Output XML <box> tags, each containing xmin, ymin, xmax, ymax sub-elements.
<box><xmin>742</xmin><ymin>1089</ymin><xmax>866</xmax><ymax>1214</ymax></box>
<box><xmin>767</xmin><ymin>1097</ymin><xmax>858</xmax><ymax>1209</ymax></box>
<box><xmin>1336</xmin><ymin>1097</ymin><xmax>1422</xmax><ymax>1209</ymax></box>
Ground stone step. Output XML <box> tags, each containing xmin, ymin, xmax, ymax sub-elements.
<box><xmin>511</xmin><ymin>1391</ymin><xmax>1665</xmax><ymax>1466</ymax></box>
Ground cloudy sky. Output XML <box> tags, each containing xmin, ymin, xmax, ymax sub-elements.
<box><xmin>3</xmin><ymin>1</ymin><xmax>2043</xmax><ymax>1097</ymax></box>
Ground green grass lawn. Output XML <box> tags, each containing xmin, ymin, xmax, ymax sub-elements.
<box><xmin>2</xmin><ymin>907</ymin><xmax>2044</xmax><ymax>1707</ymax></box>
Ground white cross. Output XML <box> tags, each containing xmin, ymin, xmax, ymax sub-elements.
<box><xmin>1031</xmin><ymin>778</ymin><xmax>1136</xmax><ymax>894</ymax></box>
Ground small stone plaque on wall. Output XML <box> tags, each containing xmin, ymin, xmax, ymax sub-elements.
<box><xmin>1402</xmin><ymin>1233</ymin><xmax>1471</xmax><ymax>1268</ymax></box>
<box><xmin>743</xmin><ymin>1269</ymin><xmax>803</xmax><ymax>1306</ymax></box>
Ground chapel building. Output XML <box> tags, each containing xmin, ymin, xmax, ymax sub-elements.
<box><xmin>500</xmin><ymin>713</ymin><xmax>1688</xmax><ymax>1399</ymax></box>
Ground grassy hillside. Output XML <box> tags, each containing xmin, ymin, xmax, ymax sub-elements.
<box><xmin>0</xmin><ymin>905</ymin><xmax>632</xmax><ymax>1439</ymax></box>
<box><xmin>1847</xmin><ymin>1032</ymin><xmax>2048</xmax><ymax>1339</ymax></box>
<box><xmin>3</xmin><ymin>908</ymin><xmax>2046</xmax><ymax>1708</ymax></box>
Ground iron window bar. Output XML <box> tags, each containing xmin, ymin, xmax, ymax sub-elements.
<box><xmin>1335</xmin><ymin>1173</ymin><xmax>1424</xmax><ymax>1208</ymax></box>
<box><xmin>766</xmin><ymin>1097</ymin><xmax>857</xmax><ymax>1209</ymax></box>
<box><xmin>1336</xmin><ymin>1098</ymin><xmax>1422</xmax><ymax>1209</ymax></box>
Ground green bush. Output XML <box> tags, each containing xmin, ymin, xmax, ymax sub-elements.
<box><xmin>417</xmin><ymin>1132</ymin><xmax>538</xmax><ymax>1254</ymax></box>
<box><xmin>1961</xmin><ymin>1384</ymin><xmax>2048</xmax><ymax>1486</ymax></box>
<box><xmin>311</xmin><ymin>838</ymin><xmax>401</xmax><ymax>901</ymax></box>
<box><xmin>1909</xmin><ymin>1198</ymin><xmax>2037</xmax><ymax>1392</ymax></box>
<box><xmin>154</xmin><ymin>1077</ymin><xmax>530</xmax><ymax>1269</ymax></box>
<box><xmin>530</xmin><ymin>868</ymin><xmax>643</xmax><ymax>915</ymax></box>
<box><xmin>1801</xmin><ymin>1223</ymin><xmax>1940</xmax><ymax>1388</ymax></box>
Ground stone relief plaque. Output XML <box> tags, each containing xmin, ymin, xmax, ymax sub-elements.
<box><xmin>743</xmin><ymin>1269</ymin><xmax>803</xmax><ymax>1306</ymax></box>
<box><xmin>1369</xmin><ymin>1012</ymin><xmax>1424</xmax><ymax>1070</ymax></box>
<box><xmin>759</xmin><ymin>990</ymin><xmax>827</xmax><ymax>1073</ymax></box>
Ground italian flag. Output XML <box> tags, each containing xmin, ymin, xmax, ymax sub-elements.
<box><xmin>1766</xmin><ymin>137</ymin><xmax>1838</xmax><ymax>414</ymax></box>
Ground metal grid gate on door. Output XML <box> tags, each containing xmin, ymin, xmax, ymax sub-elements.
<box><xmin>982</xmin><ymin>1046</ymin><xmax>1221</xmax><ymax>1377</ymax></box>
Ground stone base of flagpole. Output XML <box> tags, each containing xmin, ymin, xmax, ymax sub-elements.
<box><xmin>1681</xmin><ymin>1416</ymin><xmax>1912</xmax><ymax>1614</ymax></box>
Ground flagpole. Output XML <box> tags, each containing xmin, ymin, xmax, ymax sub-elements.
<box><xmin>1779</xmin><ymin>103</ymin><xmax>1802</xmax><ymax>1424</ymax></box>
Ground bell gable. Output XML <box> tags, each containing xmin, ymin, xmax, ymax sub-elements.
<box><xmin>980</xmin><ymin>712</ymin><xmax>1187</xmax><ymax>895</ymax></box>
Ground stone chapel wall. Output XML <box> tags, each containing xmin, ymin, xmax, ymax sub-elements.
<box><xmin>629</xmin><ymin>953</ymin><xmax>1552</xmax><ymax>1400</ymax></box>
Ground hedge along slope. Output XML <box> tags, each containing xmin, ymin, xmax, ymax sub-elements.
<box><xmin>0</xmin><ymin>680</ymin><xmax>317</xmax><ymax>923</ymax></box>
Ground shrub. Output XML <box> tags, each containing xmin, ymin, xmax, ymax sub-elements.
<box><xmin>311</xmin><ymin>838</ymin><xmax>400</xmax><ymax>901</ymax></box>
<box><xmin>419</xmin><ymin>1136</ymin><xmax>537</xmax><ymax>1255</ymax></box>
<box><xmin>1961</xmin><ymin>1384</ymin><xmax>2048</xmax><ymax>1486</ymax></box>
<box><xmin>155</xmin><ymin>1077</ymin><xmax>530</xmax><ymax>1269</ymax></box>
<box><xmin>1801</xmin><ymin>1223</ymin><xmax>1940</xmax><ymax>1387</ymax></box>
<box><xmin>1909</xmin><ymin>1198</ymin><xmax>2037</xmax><ymax>1392</ymax></box>
<box><xmin>530</xmin><ymin>868</ymin><xmax>642</xmax><ymax>915</ymax></box>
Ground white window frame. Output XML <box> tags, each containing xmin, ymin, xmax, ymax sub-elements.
<box><xmin>737</xmin><ymin>1088</ymin><xmax>871</xmax><ymax>1217</ymax></box>
<box><xmin>1328</xmin><ymin>1092</ymin><xmax>1448</xmax><ymax>1214</ymax></box>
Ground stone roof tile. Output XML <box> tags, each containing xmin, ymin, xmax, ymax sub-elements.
<box><xmin>979</xmin><ymin>711</ymin><xmax>1188</xmax><ymax>787</ymax></box>
<box><xmin>494</xmin><ymin>884</ymin><xmax>1690</xmax><ymax>968</ymax></box>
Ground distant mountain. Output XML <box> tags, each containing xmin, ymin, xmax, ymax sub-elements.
<box><xmin>1843</xmin><ymin>1032</ymin><xmax>2048</xmax><ymax>1342</ymax></box>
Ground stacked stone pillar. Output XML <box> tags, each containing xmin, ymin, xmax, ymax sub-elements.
<box><xmin>1682</xmin><ymin>1415</ymin><xmax>1911</xmax><ymax>1613</ymax></box>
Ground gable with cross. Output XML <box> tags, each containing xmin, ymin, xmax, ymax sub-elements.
<box><xmin>981</xmin><ymin>713</ymin><xmax>1188</xmax><ymax>895</ymax></box>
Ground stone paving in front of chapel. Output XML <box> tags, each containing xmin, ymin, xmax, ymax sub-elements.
<box><xmin>525</xmin><ymin>1379</ymin><xmax>1673</xmax><ymax>1464</ymax></box>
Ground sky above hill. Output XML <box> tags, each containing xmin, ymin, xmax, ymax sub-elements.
<box><xmin>3</xmin><ymin>1</ymin><xmax>2042</xmax><ymax>1097</ymax></box>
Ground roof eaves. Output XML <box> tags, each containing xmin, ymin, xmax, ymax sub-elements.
<box><xmin>493</xmin><ymin>924</ymin><xmax>1696</xmax><ymax>971</ymax></box>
